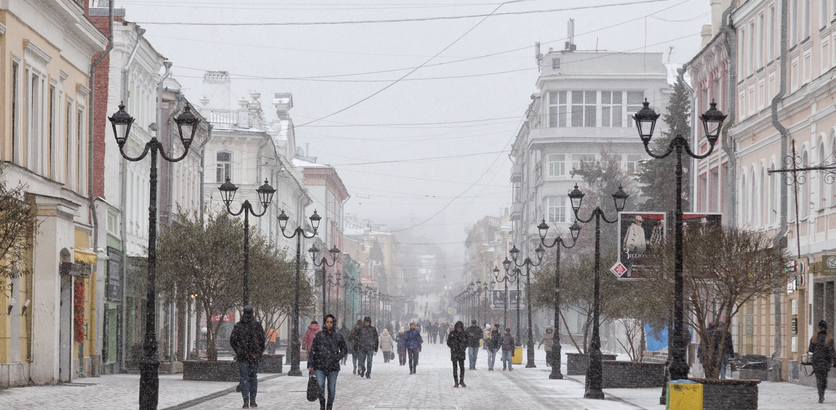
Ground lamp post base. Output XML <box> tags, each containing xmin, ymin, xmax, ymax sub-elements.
<box><xmin>288</xmin><ymin>340</ymin><xmax>302</xmax><ymax>376</ymax></box>
<box><xmin>138</xmin><ymin>357</ymin><xmax>160</xmax><ymax>409</ymax></box>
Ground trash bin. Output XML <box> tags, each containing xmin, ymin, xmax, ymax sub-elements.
<box><xmin>666</xmin><ymin>379</ymin><xmax>702</xmax><ymax>410</ymax></box>
<box><xmin>512</xmin><ymin>346</ymin><xmax>523</xmax><ymax>364</ymax></box>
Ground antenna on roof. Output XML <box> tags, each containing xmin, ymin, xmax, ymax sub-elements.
<box><xmin>564</xmin><ymin>19</ymin><xmax>576</xmax><ymax>52</ymax></box>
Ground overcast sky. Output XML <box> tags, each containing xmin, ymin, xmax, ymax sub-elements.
<box><xmin>119</xmin><ymin>0</ymin><xmax>711</xmax><ymax>260</ymax></box>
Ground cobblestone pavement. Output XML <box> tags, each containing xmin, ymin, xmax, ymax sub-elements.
<box><xmin>0</xmin><ymin>341</ymin><xmax>832</xmax><ymax>409</ymax></box>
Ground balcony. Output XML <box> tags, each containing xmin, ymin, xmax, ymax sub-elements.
<box><xmin>510</xmin><ymin>202</ymin><xmax>523</xmax><ymax>221</ymax></box>
<box><xmin>511</xmin><ymin>163</ymin><xmax>522</xmax><ymax>182</ymax></box>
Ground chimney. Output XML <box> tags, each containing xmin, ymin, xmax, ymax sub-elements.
<box><xmin>202</xmin><ymin>71</ymin><xmax>231</xmax><ymax>110</ymax></box>
<box><xmin>273</xmin><ymin>93</ymin><xmax>293</xmax><ymax>120</ymax></box>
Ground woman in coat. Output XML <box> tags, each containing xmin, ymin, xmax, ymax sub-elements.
<box><xmin>348</xmin><ymin>320</ymin><xmax>363</xmax><ymax>375</ymax></box>
<box><xmin>380</xmin><ymin>329</ymin><xmax>394</xmax><ymax>363</ymax></box>
<box><xmin>308</xmin><ymin>314</ymin><xmax>348</xmax><ymax>410</ymax></box>
<box><xmin>487</xmin><ymin>324</ymin><xmax>501</xmax><ymax>370</ymax></box>
<box><xmin>447</xmin><ymin>321</ymin><xmax>469</xmax><ymax>387</ymax></box>
<box><xmin>538</xmin><ymin>327</ymin><xmax>554</xmax><ymax>367</ymax></box>
<box><xmin>809</xmin><ymin>320</ymin><xmax>836</xmax><ymax>403</ymax></box>
<box><xmin>396</xmin><ymin>327</ymin><xmax>406</xmax><ymax>366</ymax></box>
<box><xmin>301</xmin><ymin>321</ymin><xmax>321</xmax><ymax>352</ymax></box>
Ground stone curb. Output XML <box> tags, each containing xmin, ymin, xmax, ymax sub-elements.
<box><xmin>161</xmin><ymin>374</ymin><xmax>285</xmax><ymax>410</ymax></box>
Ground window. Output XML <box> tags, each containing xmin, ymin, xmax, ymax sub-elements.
<box><xmin>803</xmin><ymin>0</ymin><xmax>811</xmax><ymax>38</ymax></box>
<box><xmin>759</xmin><ymin>13</ymin><xmax>765</xmax><ymax>67</ymax></box>
<box><xmin>601</xmin><ymin>91</ymin><xmax>623</xmax><ymax>127</ymax></box>
<box><xmin>49</xmin><ymin>85</ymin><xmax>55</xmax><ymax>179</ymax></box>
<box><xmin>801</xmin><ymin>150</ymin><xmax>810</xmax><ymax>219</ymax></box>
<box><xmin>546</xmin><ymin>196</ymin><xmax>568</xmax><ymax>223</ymax></box>
<box><xmin>547</xmin><ymin>154</ymin><xmax>566</xmax><ymax>178</ymax></box>
<box><xmin>749</xmin><ymin>21</ymin><xmax>756</xmax><ymax>74</ymax></box>
<box><xmin>107</xmin><ymin>212</ymin><xmax>118</xmax><ymax>235</ymax></box>
<box><xmin>821</xmin><ymin>0</ymin><xmax>828</xmax><ymax>29</ymax></box>
<box><xmin>66</xmin><ymin>100</ymin><xmax>73</xmax><ymax>187</ymax></box>
<box><xmin>77</xmin><ymin>107</ymin><xmax>85</xmax><ymax>194</ymax></box>
<box><xmin>571</xmin><ymin>153</ymin><xmax>595</xmax><ymax>171</ymax></box>
<box><xmin>626</xmin><ymin>154</ymin><xmax>643</xmax><ymax>174</ymax></box>
<box><xmin>769</xmin><ymin>5</ymin><xmax>776</xmax><ymax>60</ymax></box>
<box><xmin>552</xmin><ymin>58</ymin><xmax>560</xmax><ymax>69</ymax></box>
<box><xmin>216</xmin><ymin>151</ymin><xmax>232</xmax><ymax>183</ymax></box>
<box><xmin>571</xmin><ymin>91</ymin><xmax>597</xmax><ymax>127</ymax></box>
<box><xmin>790</xmin><ymin>0</ymin><xmax>797</xmax><ymax>46</ymax></box>
<box><xmin>626</xmin><ymin>92</ymin><xmax>644</xmax><ymax>127</ymax></box>
<box><xmin>548</xmin><ymin>91</ymin><xmax>567</xmax><ymax>128</ymax></box>
<box><xmin>11</xmin><ymin>61</ymin><xmax>19</xmax><ymax>164</ymax></box>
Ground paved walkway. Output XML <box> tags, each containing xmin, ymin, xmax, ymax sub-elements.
<box><xmin>0</xmin><ymin>342</ymin><xmax>832</xmax><ymax>409</ymax></box>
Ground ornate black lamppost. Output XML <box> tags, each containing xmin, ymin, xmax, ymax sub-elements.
<box><xmin>495</xmin><ymin>265</ymin><xmax>516</xmax><ymax>332</ymax></box>
<box><xmin>537</xmin><ymin>219</ymin><xmax>581</xmax><ymax>379</ymax></box>
<box><xmin>108</xmin><ymin>102</ymin><xmax>200</xmax><ymax>409</ymax></box>
<box><xmin>218</xmin><ymin>179</ymin><xmax>275</xmax><ymax>305</ymax></box>
<box><xmin>632</xmin><ymin>100</ymin><xmax>726</xmax><ymax>393</ymax></box>
<box><xmin>278</xmin><ymin>209</ymin><xmax>322</xmax><ymax>377</ymax></box>
<box><xmin>482</xmin><ymin>280</ymin><xmax>492</xmax><ymax>326</ymax></box>
<box><xmin>310</xmin><ymin>244</ymin><xmax>340</xmax><ymax>320</ymax></box>
<box><xmin>507</xmin><ymin>244</ymin><xmax>545</xmax><ymax>368</ymax></box>
<box><xmin>569</xmin><ymin>184</ymin><xmax>628</xmax><ymax>399</ymax></box>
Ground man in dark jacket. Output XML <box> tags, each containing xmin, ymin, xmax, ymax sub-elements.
<box><xmin>447</xmin><ymin>321</ymin><xmax>469</xmax><ymax>388</ymax></box>
<box><xmin>488</xmin><ymin>324</ymin><xmax>501</xmax><ymax>371</ymax></box>
<box><xmin>308</xmin><ymin>314</ymin><xmax>348</xmax><ymax>410</ymax></box>
<box><xmin>809</xmin><ymin>320</ymin><xmax>836</xmax><ymax>403</ymax></box>
<box><xmin>500</xmin><ymin>327</ymin><xmax>515</xmax><ymax>371</ymax></box>
<box><xmin>404</xmin><ymin>322</ymin><xmax>422</xmax><ymax>374</ymax></box>
<box><xmin>465</xmin><ymin>319</ymin><xmax>483</xmax><ymax>370</ymax></box>
<box><xmin>356</xmin><ymin>316</ymin><xmax>379</xmax><ymax>379</ymax></box>
<box><xmin>229</xmin><ymin>306</ymin><xmax>266</xmax><ymax>409</ymax></box>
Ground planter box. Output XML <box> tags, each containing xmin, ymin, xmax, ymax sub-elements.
<box><xmin>690</xmin><ymin>378</ymin><xmax>760</xmax><ymax>410</ymax></box>
<box><xmin>601</xmin><ymin>360</ymin><xmax>666</xmax><ymax>388</ymax></box>
<box><xmin>566</xmin><ymin>353</ymin><xmax>617</xmax><ymax>375</ymax></box>
<box><xmin>159</xmin><ymin>361</ymin><xmax>183</xmax><ymax>373</ymax></box>
<box><xmin>182</xmin><ymin>360</ymin><xmax>239</xmax><ymax>382</ymax></box>
<box><xmin>260</xmin><ymin>354</ymin><xmax>283</xmax><ymax>373</ymax></box>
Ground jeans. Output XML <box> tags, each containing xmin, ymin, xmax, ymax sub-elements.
<box><xmin>452</xmin><ymin>359</ymin><xmax>465</xmax><ymax>382</ymax></box>
<box><xmin>487</xmin><ymin>348</ymin><xmax>498</xmax><ymax>369</ymax></box>
<box><xmin>357</xmin><ymin>350</ymin><xmax>374</xmax><ymax>376</ymax></box>
<box><xmin>352</xmin><ymin>351</ymin><xmax>359</xmax><ymax>368</ymax></box>
<box><xmin>407</xmin><ymin>348</ymin><xmax>420</xmax><ymax>373</ymax></box>
<box><xmin>468</xmin><ymin>346</ymin><xmax>479</xmax><ymax>369</ymax></box>
<box><xmin>315</xmin><ymin>369</ymin><xmax>339</xmax><ymax>405</ymax></box>
<box><xmin>815</xmin><ymin>369</ymin><xmax>830</xmax><ymax>400</ymax></box>
<box><xmin>238</xmin><ymin>360</ymin><xmax>258</xmax><ymax>403</ymax></box>
<box><xmin>720</xmin><ymin>353</ymin><xmax>729</xmax><ymax>379</ymax></box>
<box><xmin>502</xmin><ymin>350</ymin><xmax>513</xmax><ymax>369</ymax></box>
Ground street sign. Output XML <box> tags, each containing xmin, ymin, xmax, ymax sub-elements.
<box><xmin>447</xmin><ymin>307</ymin><xmax>453</xmax><ymax>315</ymax></box>
<box><xmin>490</xmin><ymin>304</ymin><xmax>495</xmax><ymax>309</ymax></box>
<box><xmin>310</xmin><ymin>294</ymin><xmax>318</xmax><ymax>302</ymax></box>
<box><xmin>611</xmin><ymin>262</ymin><xmax>628</xmax><ymax>278</ymax></box>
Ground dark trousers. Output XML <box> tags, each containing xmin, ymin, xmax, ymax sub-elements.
<box><xmin>816</xmin><ymin>369</ymin><xmax>829</xmax><ymax>399</ymax></box>
<box><xmin>452</xmin><ymin>359</ymin><xmax>465</xmax><ymax>382</ymax></box>
<box><xmin>545</xmin><ymin>351</ymin><xmax>553</xmax><ymax>367</ymax></box>
<box><xmin>407</xmin><ymin>348</ymin><xmax>419</xmax><ymax>373</ymax></box>
<box><xmin>238</xmin><ymin>360</ymin><xmax>258</xmax><ymax>404</ymax></box>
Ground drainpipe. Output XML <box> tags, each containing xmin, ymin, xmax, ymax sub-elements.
<box><xmin>87</xmin><ymin>0</ymin><xmax>113</xmax><ymax>376</ymax></box>
<box><xmin>768</xmin><ymin>0</ymin><xmax>790</xmax><ymax>380</ymax></box>
<box><xmin>118</xmin><ymin>25</ymin><xmax>145</xmax><ymax>372</ymax></box>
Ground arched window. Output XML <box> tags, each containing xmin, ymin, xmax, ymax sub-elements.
<box><xmin>830</xmin><ymin>135</ymin><xmax>836</xmax><ymax>207</ymax></box>
<box><xmin>760</xmin><ymin>165</ymin><xmax>767</xmax><ymax>227</ymax></box>
<box><xmin>769</xmin><ymin>160</ymin><xmax>777</xmax><ymax>225</ymax></box>
<box><xmin>216</xmin><ymin>151</ymin><xmax>232</xmax><ymax>183</ymax></box>
<box><xmin>801</xmin><ymin>149</ymin><xmax>810</xmax><ymax>219</ymax></box>
<box><xmin>819</xmin><ymin>141</ymin><xmax>826</xmax><ymax>210</ymax></box>
<box><xmin>741</xmin><ymin>172</ymin><xmax>748</xmax><ymax>226</ymax></box>
<box><xmin>750</xmin><ymin>167</ymin><xmax>757</xmax><ymax>225</ymax></box>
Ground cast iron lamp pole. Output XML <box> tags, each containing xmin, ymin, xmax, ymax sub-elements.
<box><xmin>310</xmin><ymin>244</ymin><xmax>340</xmax><ymax>321</ymax></box>
<box><xmin>537</xmin><ymin>219</ymin><xmax>582</xmax><ymax>379</ymax></box>
<box><xmin>218</xmin><ymin>179</ymin><xmax>276</xmax><ymax>306</ymax></box>
<box><xmin>496</xmin><ymin>265</ymin><xmax>517</xmax><ymax>332</ymax></box>
<box><xmin>475</xmin><ymin>279</ymin><xmax>483</xmax><ymax>326</ymax></box>
<box><xmin>568</xmin><ymin>184</ymin><xmax>629</xmax><ymax>399</ymax></box>
<box><xmin>633</xmin><ymin>100</ymin><xmax>726</xmax><ymax>390</ymax></box>
<box><xmin>508</xmin><ymin>244</ymin><xmax>545</xmax><ymax>368</ymax></box>
<box><xmin>278</xmin><ymin>210</ymin><xmax>322</xmax><ymax>377</ymax></box>
<box><xmin>108</xmin><ymin>102</ymin><xmax>200</xmax><ymax>409</ymax></box>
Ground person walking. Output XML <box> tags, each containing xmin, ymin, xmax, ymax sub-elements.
<box><xmin>438</xmin><ymin>322</ymin><xmax>448</xmax><ymax>345</ymax></box>
<box><xmin>229</xmin><ymin>305</ymin><xmax>266</xmax><ymax>409</ymax></box>
<box><xmin>500</xmin><ymin>327</ymin><xmax>515</xmax><ymax>371</ymax></box>
<box><xmin>718</xmin><ymin>325</ymin><xmax>734</xmax><ymax>379</ymax></box>
<box><xmin>482</xmin><ymin>325</ymin><xmax>492</xmax><ymax>351</ymax></box>
<box><xmin>356</xmin><ymin>316</ymin><xmax>379</xmax><ymax>379</ymax></box>
<box><xmin>348</xmin><ymin>319</ymin><xmax>363</xmax><ymax>375</ymax></box>
<box><xmin>337</xmin><ymin>322</ymin><xmax>350</xmax><ymax>365</ymax></box>
<box><xmin>809</xmin><ymin>320</ymin><xmax>836</xmax><ymax>403</ymax></box>
<box><xmin>396</xmin><ymin>327</ymin><xmax>407</xmax><ymax>366</ymax></box>
<box><xmin>447</xmin><ymin>321</ymin><xmax>469</xmax><ymax>388</ymax></box>
<box><xmin>380</xmin><ymin>328</ymin><xmax>394</xmax><ymax>363</ymax></box>
<box><xmin>538</xmin><ymin>327</ymin><xmax>554</xmax><ymax>367</ymax></box>
<box><xmin>465</xmin><ymin>320</ymin><xmax>483</xmax><ymax>370</ymax></box>
<box><xmin>265</xmin><ymin>328</ymin><xmax>278</xmax><ymax>355</ymax></box>
<box><xmin>487</xmin><ymin>324</ymin><xmax>500</xmax><ymax>371</ymax></box>
<box><xmin>308</xmin><ymin>314</ymin><xmax>348</xmax><ymax>410</ymax></box>
<box><xmin>301</xmin><ymin>320</ymin><xmax>321</xmax><ymax>353</ymax></box>
<box><xmin>404</xmin><ymin>322</ymin><xmax>423</xmax><ymax>374</ymax></box>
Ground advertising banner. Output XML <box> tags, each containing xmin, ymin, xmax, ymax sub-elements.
<box><xmin>618</xmin><ymin>212</ymin><xmax>666</xmax><ymax>279</ymax></box>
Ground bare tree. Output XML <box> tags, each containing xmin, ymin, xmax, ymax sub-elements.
<box><xmin>640</xmin><ymin>226</ymin><xmax>789</xmax><ymax>378</ymax></box>
<box><xmin>0</xmin><ymin>165</ymin><xmax>39</xmax><ymax>289</ymax></box>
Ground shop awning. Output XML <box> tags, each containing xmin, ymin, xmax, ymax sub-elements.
<box><xmin>74</xmin><ymin>248</ymin><xmax>98</xmax><ymax>264</ymax></box>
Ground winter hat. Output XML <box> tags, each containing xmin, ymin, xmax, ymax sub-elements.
<box><xmin>242</xmin><ymin>305</ymin><xmax>254</xmax><ymax>320</ymax></box>
<box><xmin>454</xmin><ymin>321</ymin><xmax>465</xmax><ymax>330</ymax></box>
<box><xmin>364</xmin><ymin>316</ymin><xmax>372</xmax><ymax>324</ymax></box>
<box><xmin>471</xmin><ymin>319</ymin><xmax>477</xmax><ymax>325</ymax></box>
<box><xmin>820</xmin><ymin>320</ymin><xmax>828</xmax><ymax>330</ymax></box>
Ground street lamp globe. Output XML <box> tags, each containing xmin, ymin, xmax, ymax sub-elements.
<box><xmin>218</xmin><ymin>178</ymin><xmax>238</xmax><ymax>208</ymax></box>
<box><xmin>613</xmin><ymin>185</ymin><xmax>629</xmax><ymax>212</ymax></box>
<box><xmin>173</xmin><ymin>103</ymin><xmax>200</xmax><ymax>146</ymax></box>
<box><xmin>309</xmin><ymin>210</ymin><xmax>322</xmax><ymax>231</ymax></box>
<box><xmin>568</xmin><ymin>184</ymin><xmax>584</xmax><ymax>214</ymax></box>
<box><xmin>633</xmin><ymin>99</ymin><xmax>660</xmax><ymax>144</ymax></box>
<box><xmin>700</xmin><ymin>100</ymin><xmax>728</xmax><ymax>145</ymax></box>
<box><xmin>256</xmin><ymin>180</ymin><xmax>276</xmax><ymax>210</ymax></box>
<box><xmin>277</xmin><ymin>210</ymin><xmax>289</xmax><ymax>231</ymax></box>
<box><xmin>108</xmin><ymin>102</ymin><xmax>134</xmax><ymax>148</ymax></box>
<box><xmin>570</xmin><ymin>221</ymin><xmax>582</xmax><ymax>241</ymax></box>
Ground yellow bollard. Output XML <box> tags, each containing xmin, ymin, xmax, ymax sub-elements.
<box><xmin>512</xmin><ymin>346</ymin><xmax>523</xmax><ymax>364</ymax></box>
<box><xmin>666</xmin><ymin>379</ymin><xmax>703</xmax><ymax>410</ymax></box>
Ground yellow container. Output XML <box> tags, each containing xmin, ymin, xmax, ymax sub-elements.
<box><xmin>666</xmin><ymin>380</ymin><xmax>703</xmax><ymax>410</ymax></box>
<box><xmin>511</xmin><ymin>346</ymin><xmax>523</xmax><ymax>364</ymax></box>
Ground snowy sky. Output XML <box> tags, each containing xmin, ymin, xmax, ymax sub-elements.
<box><xmin>117</xmin><ymin>0</ymin><xmax>712</xmax><ymax>261</ymax></box>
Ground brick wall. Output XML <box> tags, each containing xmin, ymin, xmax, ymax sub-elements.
<box><xmin>601</xmin><ymin>361</ymin><xmax>666</xmax><ymax>388</ymax></box>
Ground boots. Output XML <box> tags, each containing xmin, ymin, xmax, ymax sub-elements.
<box><xmin>320</xmin><ymin>401</ymin><xmax>326</xmax><ymax>410</ymax></box>
<box><xmin>454</xmin><ymin>382</ymin><xmax>459</xmax><ymax>388</ymax></box>
<box><xmin>460</xmin><ymin>380</ymin><xmax>466</xmax><ymax>387</ymax></box>
<box><xmin>326</xmin><ymin>405</ymin><xmax>333</xmax><ymax>410</ymax></box>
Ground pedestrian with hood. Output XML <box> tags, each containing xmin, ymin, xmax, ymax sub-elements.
<box><xmin>301</xmin><ymin>320</ymin><xmax>321</xmax><ymax>353</ymax></box>
<box><xmin>356</xmin><ymin>316</ymin><xmax>379</xmax><ymax>378</ymax></box>
<box><xmin>380</xmin><ymin>328</ymin><xmax>394</xmax><ymax>363</ymax></box>
<box><xmin>447</xmin><ymin>321</ymin><xmax>469</xmax><ymax>387</ymax></box>
<box><xmin>465</xmin><ymin>319</ymin><xmax>483</xmax><ymax>370</ymax></box>
<box><xmin>538</xmin><ymin>327</ymin><xmax>554</xmax><ymax>367</ymax></box>
<box><xmin>396</xmin><ymin>327</ymin><xmax>407</xmax><ymax>366</ymax></box>
<box><xmin>308</xmin><ymin>314</ymin><xmax>348</xmax><ymax>410</ymax></box>
<box><xmin>500</xmin><ymin>327</ymin><xmax>515</xmax><ymax>371</ymax></box>
<box><xmin>487</xmin><ymin>324</ymin><xmax>500</xmax><ymax>371</ymax></box>
<box><xmin>348</xmin><ymin>319</ymin><xmax>363</xmax><ymax>375</ymax></box>
<box><xmin>809</xmin><ymin>320</ymin><xmax>836</xmax><ymax>403</ymax></box>
<box><xmin>229</xmin><ymin>305</ymin><xmax>266</xmax><ymax>409</ymax></box>
<box><xmin>482</xmin><ymin>324</ymin><xmax>492</xmax><ymax>350</ymax></box>
<box><xmin>404</xmin><ymin>321</ymin><xmax>423</xmax><ymax>374</ymax></box>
